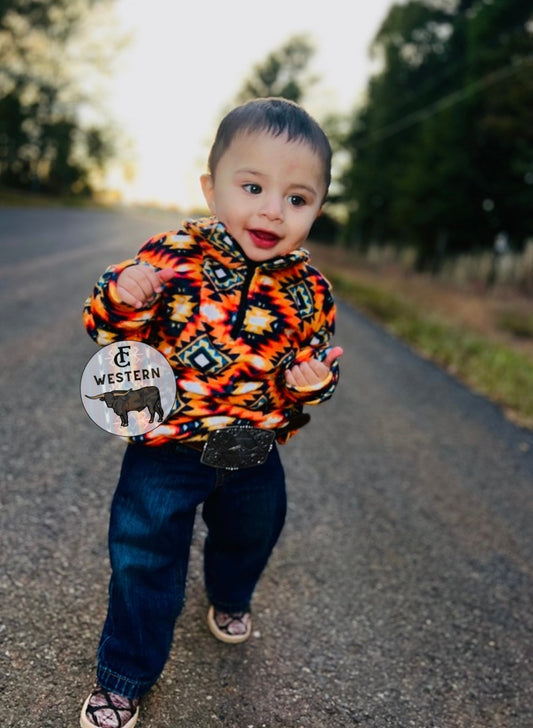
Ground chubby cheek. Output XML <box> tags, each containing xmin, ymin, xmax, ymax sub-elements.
<box><xmin>215</xmin><ymin>194</ymin><xmax>247</xmax><ymax>229</ymax></box>
<box><xmin>223</xmin><ymin>212</ymin><xmax>246</xmax><ymax>239</ymax></box>
<box><xmin>290</xmin><ymin>215</ymin><xmax>317</xmax><ymax>244</ymax></box>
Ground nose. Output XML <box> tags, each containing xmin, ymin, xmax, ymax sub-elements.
<box><xmin>259</xmin><ymin>194</ymin><xmax>284</xmax><ymax>221</ymax></box>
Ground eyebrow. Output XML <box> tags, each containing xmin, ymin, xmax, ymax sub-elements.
<box><xmin>235</xmin><ymin>167</ymin><xmax>264</xmax><ymax>178</ymax></box>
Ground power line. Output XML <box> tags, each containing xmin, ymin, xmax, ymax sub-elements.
<box><xmin>358</xmin><ymin>55</ymin><xmax>533</xmax><ymax>148</ymax></box>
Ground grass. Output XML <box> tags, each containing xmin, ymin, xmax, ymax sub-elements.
<box><xmin>497</xmin><ymin>310</ymin><xmax>533</xmax><ymax>339</ymax></box>
<box><xmin>327</xmin><ymin>272</ymin><xmax>533</xmax><ymax>429</ymax></box>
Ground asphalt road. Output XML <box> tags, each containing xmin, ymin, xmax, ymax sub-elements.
<box><xmin>1</xmin><ymin>207</ymin><xmax>532</xmax><ymax>728</ymax></box>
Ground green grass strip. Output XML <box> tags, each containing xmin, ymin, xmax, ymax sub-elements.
<box><xmin>328</xmin><ymin>272</ymin><xmax>533</xmax><ymax>426</ymax></box>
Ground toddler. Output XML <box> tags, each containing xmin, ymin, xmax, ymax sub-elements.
<box><xmin>80</xmin><ymin>97</ymin><xmax>343</xmax><ymax>728</ymax></box>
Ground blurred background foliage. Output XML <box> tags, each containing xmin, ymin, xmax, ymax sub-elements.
<box><xmin>232</xmin><ymin>34</ymin><xmax>317</xmax><ymax>107</ymax></box>
<box><xmin>1</xmin><ymin>0</ymin><xmax>532</xmax><ymax>270</ymax></box>
<box><xmin>0</xmin><ymin>0</ymin><xmax>120</xmax><ymax>196</ymax></box>
<box><xmin>341</xmin><ymin>0</ymin><xmax>533</xmax><ymax>269</ymax></box>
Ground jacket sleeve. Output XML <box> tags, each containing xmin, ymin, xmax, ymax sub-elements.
<box><xmin>83</xmin><ymin>238</ymin><xmax>168</xmax><ymax>346</ymax></box>
<box><xmin>283</xmin><ymin>272</ymin><xmax>340</xmax><ymax>406</ymax></box>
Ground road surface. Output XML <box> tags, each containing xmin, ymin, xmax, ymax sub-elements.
<box><xmin>1</xmin><ymin>207</ymin><xmax>532</xmax><ymax>727</ymax></box>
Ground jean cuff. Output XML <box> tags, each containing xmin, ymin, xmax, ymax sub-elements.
<box><xmin>97</xmin><ymin>665</ymin><xmax>155</xmax><ymax>700</ymax></box>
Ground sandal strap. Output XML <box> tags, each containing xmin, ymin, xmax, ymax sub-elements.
<box><xmin>85</xmin><ymin>686</ymin><xmax>138</xmax><ymax>728</ymax></box>
<box><xmin>214</xmin><ymin>610</ymin><xmax>250</xmax><ymax>635</ymax></box>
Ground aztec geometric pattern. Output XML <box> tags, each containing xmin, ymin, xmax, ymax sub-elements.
<box><xmin>84</xmin><ymin>217</ymin><xmax>339</xmax><ymax>446</ymax></box>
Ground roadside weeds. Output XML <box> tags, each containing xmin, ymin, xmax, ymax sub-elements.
<box><xmin>312</xmin><ymin>249</ymin><xmax>533</xmax><ymax>432</ymax></box>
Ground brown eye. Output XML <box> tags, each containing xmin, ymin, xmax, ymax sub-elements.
<box><xmin>244</xmin><ymin>183</ymin><xmax>262</xmax><ymax>195</ymax></box>
<box><xmin>289</xmin><ymin>195</ymin><xmax>306</xmax><ymax>207</ymax></box>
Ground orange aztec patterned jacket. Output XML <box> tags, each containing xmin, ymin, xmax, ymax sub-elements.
<box><xmin>83</xmin><ymin>216</ymin><xmax>340</xmax><ymax>446</ymax></box>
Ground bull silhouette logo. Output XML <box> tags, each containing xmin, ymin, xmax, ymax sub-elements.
<box><xmin>81</xmin><ymin>342</ymin><xmax>176</xmax><ymax>436</ymax></box>
<box><xmin>85</xmin><ymin>386</ymin><xmax>164</xmax><ymax>428</ymax></box>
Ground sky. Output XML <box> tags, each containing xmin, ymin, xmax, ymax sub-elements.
<box><xmin>103</xmin><ymin>0</ymin><xmax>395</xmax><ymax>209</ymax></box>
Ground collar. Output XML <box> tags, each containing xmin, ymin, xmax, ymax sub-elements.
<box><xmin>183</xmin><ymin>216</ymin><xmax>309</xmax><ymax>271</ymax></box>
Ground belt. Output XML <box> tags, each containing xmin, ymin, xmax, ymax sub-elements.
<box><xmin>180</xmin><ymin>414</ymin><xmax>311</xmax><ymax>470</ymax></box>
<box><xmin>181</xmin><ymin>440</ymin><xmax>204</xmax><ymax>453</ymax></box>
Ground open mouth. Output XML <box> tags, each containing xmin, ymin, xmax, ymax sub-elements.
<box><xmin>249</xmin><ymin>229</ymin><xmax>281</xmax><ymax>249</ymax></box>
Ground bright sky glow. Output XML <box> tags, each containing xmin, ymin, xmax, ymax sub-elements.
<box><xmin>104</xmin><ymin>0</ymin><xmax>394</xmax><ymax>209</ymax></box>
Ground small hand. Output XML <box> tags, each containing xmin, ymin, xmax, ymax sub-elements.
<box><xmin>116</xmin><ymin>265</ymin><xmax>175</xmax><ymax>309</ymax></box>
<box><xmin>285</xmin><ymin>346</ymin><xmax>343</xmax><ymax>388</ymax></box>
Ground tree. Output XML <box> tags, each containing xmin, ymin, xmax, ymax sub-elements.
<box><xmin>342</xmin><ymin>1</ymin><xmax>456</xmax><ymax>253</ymax></box>
<box><xmin>233</xmin><ymin>34</ymin><xmax>318</xmax><ymax>105</ymax></box>
<box><xmin>0</xmin><ymin>0</ymin><xmax>118</xmax><ymax>195</ymax></box>
<box><xmin>463</xmin><ymin>0</ymin><xmax>533</xmax><ymax>248</ymax></box>
<box><xmin>340</xmin><ymin>0</ymin><xmax>533</xmax><ymax>267</ymax></box>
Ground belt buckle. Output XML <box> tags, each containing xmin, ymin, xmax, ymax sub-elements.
<box><xmin>201</xmin><ymin>426</ymin><xmax>275</xmax><ymax>470</ymax></box>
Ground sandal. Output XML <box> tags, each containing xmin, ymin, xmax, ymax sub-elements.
<box><xmin>80</xmin><ymin>685</ymin><xmax>140</xmax><ymax>728</ymax></box>
<box><xmin>207</xmin><ymin>605</ymin><xmax>252</xmax><ymax>644</ymax></box>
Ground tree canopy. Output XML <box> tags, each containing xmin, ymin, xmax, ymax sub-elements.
<box><xmin>340</xmin><ymin>0</ymin><xmax>533</xmax><ymax>267</ymax></box>
<box><xmin>0</xmin><ymin>0</ymin><xmax>117</xmax><ymax>195</ymax></box>
<box><xmin>232</xmin><ymin>34</ymin><xmax>317</xmax><ymax>106</ymax></box>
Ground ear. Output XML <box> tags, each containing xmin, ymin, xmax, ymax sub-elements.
<box><xmin>200</xmin><ymin>174</ymin><xmax>216</xmax><ymax>214</ymax></box>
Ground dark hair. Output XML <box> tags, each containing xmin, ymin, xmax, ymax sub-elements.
<box><xmin>207</xmin><ymin>97</ymin><xmax>332</xmax><ymax>197</ymax></box>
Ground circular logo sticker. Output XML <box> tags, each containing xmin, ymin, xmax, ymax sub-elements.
<box><xmin>81</xmin><ymin>342</ymin><xmax>176</xmax><ymax>436</ymax></box>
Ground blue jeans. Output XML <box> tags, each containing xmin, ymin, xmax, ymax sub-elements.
<box><xmin>96</xmin><ymin>441</ymin><xmax>287</xmax><ymax>699</ymax></box>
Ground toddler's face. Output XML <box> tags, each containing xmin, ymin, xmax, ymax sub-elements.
<box><xmin>201</xmin><ymin>131</ymin><xmax>326</xmax><ymax>262</ymax></box>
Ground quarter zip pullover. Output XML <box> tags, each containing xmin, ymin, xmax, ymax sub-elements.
<box><xmin>231</xmin><ymin>259</ymin><xmax>258</xmax><ymax>339</ymax></box>
<box><xmin>83</xmin><ymin>217</ymin><xmax>339</xmax><ymax>446</ymax></box>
